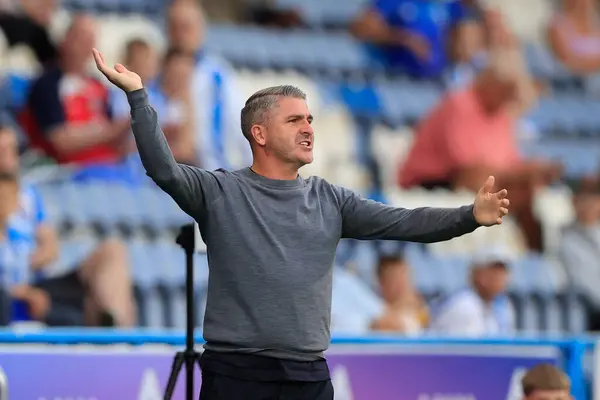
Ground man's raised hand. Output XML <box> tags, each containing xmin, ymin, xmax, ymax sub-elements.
<box><xmin>473</xmin><ymin>176</ymin><xmax>510</xmax><ymax>227</ymax></box>
<box><xmin>92</xmin><ymin>48</ymin><xmax>143</xmax><ymax>92</ymax></box>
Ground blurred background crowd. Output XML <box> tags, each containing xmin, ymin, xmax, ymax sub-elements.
<box><xmin>0</xmin><ymin>0</ymin><xmax>600</xmax><ymax>339</ymax></box>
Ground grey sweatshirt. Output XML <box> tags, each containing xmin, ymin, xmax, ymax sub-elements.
<box><xmin>127</xmin><ymin>88</ymin><xmax>480</xmax><ymax>361</ymax></box>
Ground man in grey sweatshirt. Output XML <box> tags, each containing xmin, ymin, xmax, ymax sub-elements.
<box><xmin>92</xmin><ymin>48</ymin><xmax>511</xmax><ymax>400</ymax></box>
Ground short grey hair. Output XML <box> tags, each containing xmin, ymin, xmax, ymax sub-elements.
<box><xmin>240</xmin><ymin>85</ymin><xmax>307</xmax><ymax>141</ymax></box>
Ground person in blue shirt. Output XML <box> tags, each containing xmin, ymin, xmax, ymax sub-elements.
<box><xmin>0</xmin><ymin>125</ymin><xmax>136</xmax><ymax>326</ymax></box>
<box><xmin>0</xmin><ymin>172</ymin><xmax>48</xmax><ymax>323</ymax></box>
<box><xmin>351</xmin><ymin>0</ymin><xmax>473</xmax><ymax>78</ymax></box>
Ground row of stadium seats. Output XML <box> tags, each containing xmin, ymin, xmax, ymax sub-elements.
<box><xmin>46</xmin><ymin>234</ymin><xmax>583</xmax><ymax>332</ymax></box>
<box><xmin>36</xmin><ymin>179</ymin><xmax>576</xmax><ymax>259</ymax></box>
<box><xmin>37</xmin><ymin>181</ymin><xmax>192</xmax><ymax>235</ymax></box>
<box><xmin>376</xmin><ymin>79</ymin><xmax>600</xmax><ymax>135</ymax></box>
<box><xmin>61</xmin><ymin>0</ymin><xmax>164</xmax><ymax>16</ymax></box>
<box><xmin>56</xmin><ymin>0</ymin><xmax>551</xmax><ymax>49</ymax></box>
<box><xmin>204</xmin><ymin>25</ymin><xmax>586</xmax><ymax>84</ymax></box>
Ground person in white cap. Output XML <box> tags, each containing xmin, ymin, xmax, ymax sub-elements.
<box><xmin>429</xmin><ymin>246</ymin><xmax>515</xmax><ymax>336</ymax></box>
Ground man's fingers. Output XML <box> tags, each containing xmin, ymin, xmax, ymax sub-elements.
<box><xmin>495</xmin><ymin>189</ymin><xmax>508</xmax><ymax>199</ymax></box>
<box><xmin>499</xmin><ymin>207</ymin><xmax>509</xmax><ymax>215</ymax></box>
<box><xmin>481</xmin><ymin>175</ymin><xmax>495</xmax><ymax>193</ymax></box>
<box><xmin>92</xmin><ymin>48</ymin><xmax>115</xmax><ymax>77</ymax></box>
<box><xmin>500</xmin><ymin>198</ymin><xmax>510</xmax><ymax>207</ymax></box>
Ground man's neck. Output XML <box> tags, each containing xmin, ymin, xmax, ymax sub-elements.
<box><xmin>250</xmin><ymin>159</ymin><xmax>299</xmax><ymax>181</ymax></box>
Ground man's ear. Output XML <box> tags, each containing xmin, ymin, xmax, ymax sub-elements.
<box><xmin>251</xmin><ymin>125</ymin><xmax>266</xmax><ymax>146</ymax></box>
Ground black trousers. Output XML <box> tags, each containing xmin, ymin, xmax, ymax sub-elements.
<box><xmin>199</xmin><ymin>371</ymin><xmax>334</xmax><ymax>400</ymax></box>
<box><xmin>199</xmin><ymin>350</ymin><xmax>333</xmax><ymax>400</ymax></box>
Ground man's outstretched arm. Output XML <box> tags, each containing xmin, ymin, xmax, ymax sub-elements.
<box><xmin>93</xmin><ymin>48</ymin><xmax>221</xmax><ymax>217</ymax></box>
<box><xmin>338</xmin><ymin>176</ymin><xmax>509</xmax><ymax>243</ymax></box>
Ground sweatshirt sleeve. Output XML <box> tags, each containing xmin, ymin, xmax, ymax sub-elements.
<box><xmin>127</xmin><ymin>88</ymin><xmax>223</xmax><ymax>217</ymax></box>
<box><xmin>336</xmin><ymin>186</ymin><xmax>480</xmax><ymax>242</ymax></box>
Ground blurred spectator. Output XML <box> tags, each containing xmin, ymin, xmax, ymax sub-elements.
<box><xmin>350</xmin><ymin>0</ymin><xmax>473</xmax><ymax>78</ymax></box>
<box><xmin>370</xmin><ymin>255</ymin><xmax>428</xmax><ymax>335</ymax></box>
<box><xmin>547</xmin><ymin>0</ymin><xmax>600</xmax><ymax>76</ymax></box>
<box><xmin>21</xmin><ymin>14</ymin><xmax>131</xmax><ymax>168</ymax></box>
<box><xmin>112</xmin><ymin>46</ymin><xmax>197</xmax><ymax>166</ymax></box>
<box><xmin>558</xmin><ymin>177</ymin><xmax>600</xmax><ymax>331</ymax></box>
<box><xmin>446</xmin><ymin>14</ymin><xmax>486</xmax><ymax>89</ymax></box>
<box><xmin>109</xmin><ymin>37</ymin><xmax>159</xmax><ymax>144</ymax></box>
<box><xmin>0</xmin><ymin>0</ymin><xmax>58</xmax><ymax>66</ymax></box>
<box><xmin>446</xmin><ymin>8</ymin><xmax>526</xmax><ymax>90</ymax></box>
<box><xmin>167</xmin><ymin>1</ymin><xmax>251</xmax><ymax>170</ymax></box>
<box><xmin>146</xmin><ymin>49</ymin><xmax>197</xmax><ymax>165</ymax></box>
<box><xmin>398</xmin><ymin>61</ymin><xmax>558</xmax><ymax>251</ymax></box>
<box><xmin>0</xmin><ymin>125</ymin><xmax>136</xmax><ymax>327</ymax></box>
<box><xmin>521</xmin><ymin>364</ymin><xmax>572</xmax><ymax>400</ymax></box>
<box><xmin>429</xmin><ymin>247</ymin><xmax>515</xmax><ymax>336</ymax></box>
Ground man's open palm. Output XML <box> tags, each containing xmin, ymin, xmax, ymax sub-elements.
<box><xmin>473</xmin><ymin>176</ymin><xmax>510</xmax><ymax>226</ymax></box>
<box><xmin>92</xmin><ymin>48</ymin><xmax>143</xmax><ymax>92</ymax></box>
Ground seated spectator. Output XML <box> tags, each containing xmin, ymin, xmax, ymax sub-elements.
<box><xmin>0</xmin><ymin>0</ymin><xmax>58</xmax><ymax>66</ymax></box>
<box><xmin>446</xmin><ymin>8</ymin><xmax>533</xmax><ymax>92</ymax></box>
<box><xmin>0</xmin><ymin>125</ymin><xmax>136</xmax><ymax>327</ymax></box>
<box><xmin>113</xmin><ymin>47</ymin><xmax>197</xmax><ymax>165</ymax></box>
<box><xmin>558</xmin><ymin>177</ymin><xmax>600</xmax><ymax>331</ymax></box>
<box><xmin>167</xmin><ymin>1</ymin><xmax>251</xmax><ymax>170</ymax></box>
<box><xmin>521</xmin><ymin>364</ymin><xmax>572</xmax><ymax>400</ymax></box>
<box><xmin>370</xmin><ymin>255</ymin><xmax>428</xmax><ymax>335</ymax></box>
<box><xmin>445</xmin><ymin>13</ymin><xmax>486</xmax><ymax>89</ymax></box>
<box><xmin>350</xmin><ymin>0</ymin><xmax>472</xmax><ymax>78</ymax></box>
<box><xmin>110</xmin><ymin>38</ymin><xmax>159</xmax><ymax>120</ymax></box>
<box><xmin>429</xmin><ymin>247</ymin><xmax>515</xmax><ymax>336</ymax></box>
<box><xmin>398</xmin><ymin>61</ymin><xmax>559</xmax><ymax>251</ymax></box>
<box><xmin>21</xmin><ymin>14</ymin><xmax>130</xmax><ymax>168</ymax></box>
<box><xmin>547</xmin><ymin>0</ymin><xmax>600</xmax><ymax>76</ymax></box>
<box><xmin>146</xmin><ymin>49</ymin><xmax>197</xmax><ymax>165</ymax></box>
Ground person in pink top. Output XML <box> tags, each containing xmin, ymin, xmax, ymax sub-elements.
<box><xmin>547</xmin><ymin>0</ymin><xmax>600</xmax><ymax>76</ymax></box>
<box><xmin>399</xmin><ymin>62</ymin><xmax>561</xmax><ymax>251</ymax></box>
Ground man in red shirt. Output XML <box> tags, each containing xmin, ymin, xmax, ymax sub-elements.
<box><xmin>23</xmin><ymin>14</ymin><xmax>130</xmax><ymax>166</ymax></box>
<box><xmin>399</xmin><ymin>60</ymin><xmax>560</xmax><ymax>250</ymax></box>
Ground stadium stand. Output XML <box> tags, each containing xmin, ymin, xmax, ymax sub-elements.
<box><xmin>0</xmin><ymin>0</ymin><xmax>598</xmax><ymax>339</ymax></box>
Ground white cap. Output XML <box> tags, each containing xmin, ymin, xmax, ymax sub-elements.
<box><xmin>470</xmin><ymin>245</ymin><xmax>514</xmax><ymax>268</ymax></box>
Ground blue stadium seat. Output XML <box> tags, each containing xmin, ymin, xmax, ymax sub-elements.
<box><xmin>101</xmin><ymin>183</ymin><xmax>145</xmax><ymax>229</ymax></box>
<box><xmin>521</xmin><ymin>140</ymin><xmax>600</xmax><ymax>178</ymax></box>
<box><xmin>524</xmin><ymin>44</ymin><xmax>578</xmax><ymax>86</ymax></box>
<box><xmin>376</xmin><ymin>80</ymin><xmax>442</xmax><ymax>126</ymax></box>
<box><xmin>516</xmin><ymin>254</ymin><xmax>560</xmax><ymax>297</ymax></box>
<box><xmin>206</xmin><ymin>26</ymin><xmax>370</xmax><ymax>74</ymax></box>
<box><xmin>276</xmin><ymin>0</ymin><xmax>367</xmax><ymax>27</ymax></box>
<box><xmin>403</xmin><ymin>244</ymin><xmax>438</xmax><ymax>295</ymax></box>
<box><xmin>58</xmin><ymin>182</ymin><xmax>94</xmax><ymax>227</ymax></box>
<box><xmin>436</xmin><ymin>256</ymin><xmax>468</xmax><ymax>295</ymax></box>
<box><xmin>127</xmin><ymin>240</ymin><xmax>163</xmax><ymax>328</ymax></box>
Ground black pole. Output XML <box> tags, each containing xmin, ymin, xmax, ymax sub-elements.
<box><xmin>164</xmin><ymin>224</ymin><xmax>202</xmax><ymax>400</ymax></box>
<box><xmin>185</xmin><ymin>243</ymin><xmax>195</xmax><ymax>399</ymax></box>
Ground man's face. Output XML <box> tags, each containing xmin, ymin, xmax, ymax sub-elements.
<box><xmin>258</xmin><ymin>97</ymin><xmax>314</xmax><ymax>168</ymax></box>
<box><xmin>167</xmin><ymin>5</ymin><xmax>203</xmax><ymax>54</ymax></box>
<box><xmin>524</xmin><ymin>389</ymin><xmax>572</xmax><ymax>400</ymax></box>
<box><xmin>62</xmin><ymin>16</ymin><xmax>97</xmax><ymax>68</ymax></box>
<box><xmin>474</xmin><ymin>262</ymin><xmax>509</xmax><ymax>298</ymax></box>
